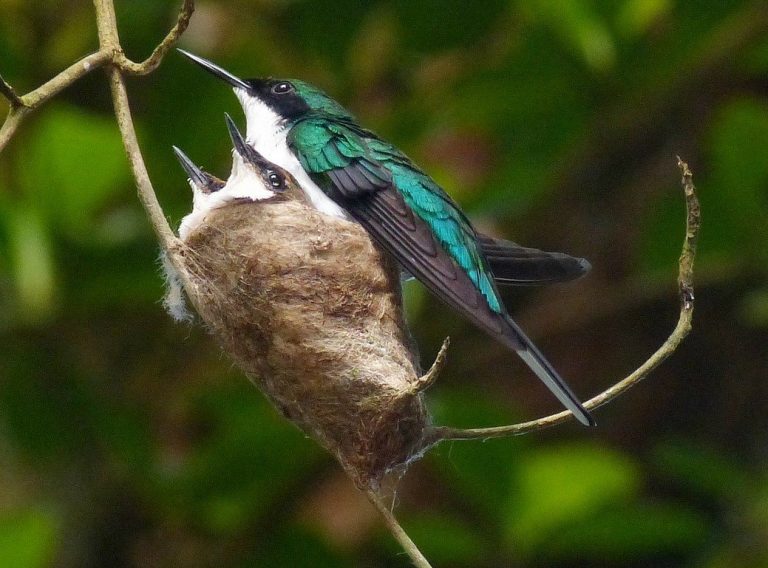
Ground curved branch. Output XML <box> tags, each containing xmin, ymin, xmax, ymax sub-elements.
<box><xmin>427</xmin><ymin>157</ymin><xmax>700</xmax><ymax>444</ymax></box>
<box><xmin>0</xmin><ymin>50</ymin><xmax>113</xmax><ymax>153</ymax></box>
<box><xmin>117</xmin><ymin>0</ymin><xmax>195</xmax><ymax>75</ymax></box>
<box><xmin>0</xmin><ymin>1</ymin><xmax>193</xmax><ymax>154</ymax></box>
<box><xmin>93</xmin><ymin>0</ymin><xmax>185</xmax><ymax>254</ymax></box>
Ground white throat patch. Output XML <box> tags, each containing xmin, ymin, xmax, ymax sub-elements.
<box><xmin>235</xmin><ymin>88</ymin><xmax>349</xmax><ymax>220</ymax></box>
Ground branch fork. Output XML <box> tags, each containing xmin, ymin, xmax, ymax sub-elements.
<box><xmin>0</xmin><ymin>0</ymin><xmax>194</xmax><ymax>154</ymax></box>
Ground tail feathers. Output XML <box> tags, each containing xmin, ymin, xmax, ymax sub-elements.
<box><xmin>477</xmin><ymin>234</ymin><xmax>591</xmax><ymax>286</ymax></box>
<box><xmin>503</xmin><ymin>316</ymin><xmax>595</xmax><ymax>427</ymax></box>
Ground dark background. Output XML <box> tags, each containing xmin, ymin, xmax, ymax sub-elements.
<box><xmin>1</xmin><ymin>1</ymin><xmax>767</xmax><ymax>566</ymax></box>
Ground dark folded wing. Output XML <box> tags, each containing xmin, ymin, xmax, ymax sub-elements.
<box><xmin>342</xmin><ymin>187</ymin><xmax>509</xmax><ymax>337</ymax></box>
<box><xmin>338</xmin><ymin>187</ymin><xmax>595</xmax><ymax>426</ymax></box>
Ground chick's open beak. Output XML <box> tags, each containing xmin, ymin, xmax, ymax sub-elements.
<box><xmin>224</xmin><ymin>113</ymin><xmax>269</xmax><ymax>170</ymax></box>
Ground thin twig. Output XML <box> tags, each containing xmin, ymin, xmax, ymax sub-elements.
<box><xmin>106</xmin><ymin>69</ymin><xmax>179</xmax><ymax>250</ymax></box>
<box><xmin>426</xmin><ymin>158</ymin><xmax>699</xmax><ymax>444</ymax></box>
<box><xmin>93</xmin><ymin>0</ymin><xmax>203</xmax><ymax>319</ymax></box>
<box><xmin>0</xmin><ymin>50</ymin><xmax>113</xmax><ymax>153</ymax></box>
<box><xmin>0</xmin><ymin>73</ymin><xmax>24</xmax><ymax>107</ymax></box>
<box><xmin>411</xmin><ymin>337</ymin><xmax>450</xmax><ymax>393</ymax></box>
<box><xmin>365</xmin><ymin>489</ymin><xmax>433</xmax><ymax>568</ymax></box>
<box><xmin>0</xmin><ymin>107</ymin><xmax>29</xmax><ymax>153</ymax></box>
<box><xmin>93</xmin><ymin>0</ymin><xmax>187</xmax><ymax>256</ymax></box>
<box><xmin>22</xmin><ymin>50</ymin><xmax>113</xmax><ymax>108</ymax></box>
<box><xmin>117</xmin><ymin>0</ymin><xmax>195</xmax><ymax>75</ymax></box>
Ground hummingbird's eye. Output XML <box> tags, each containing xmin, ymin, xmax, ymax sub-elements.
<box><xmin>271</xmin><ymin>82</ymin><xmax>294</xmax><ymax>95</ymax></box>
<box><xmin>267</xmin><ymin>171</ymin><xmax>286</xmax><ymax>191</ymax></box>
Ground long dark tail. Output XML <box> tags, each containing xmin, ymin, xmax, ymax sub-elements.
<box><xmin>343</xmin><ymin>189</ymin><xmax>594</xmax><ymax>426</ymax></box>
<box><xmin>500</xmin><ymin>315</ymin><xmax>595</xmax><ymax>426</ymax></box>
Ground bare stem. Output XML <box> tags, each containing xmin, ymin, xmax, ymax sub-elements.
<box><xmin>0</xmin><ymin>73</ymin><xmax>24</xmax><ymax>107</ymax></box>
<box><xmin>426</xmin><ymin>158</ymin><xmax>700</xmax><ymax>444</ymax></box>
<box><xmin>92</xmin><ymin>1</ymin><xmax>171</xmax><ymax>248</ymax></box>
<box><xmin>365</xmin><ymin>489</ymin><xmax>433</xmax><ymax>568</ymax></box>
<box><xmin>0</xmin><ymin>107</ymin><xmax>28</xmax><ymax>153</ymax></box>
<box><xmin>107</xmin><ymin>69</ymin><xmax>179</xmax><ymax>249</ymax></box>
<box><xmin>0</xmin><ymin>50</ymin><xmax>113</xmax><ymax>153</ymax></box>
<box><xmin>117</xmin><ymin>0</ymin><xmax>195</xmax><ymax>75</ymax></box>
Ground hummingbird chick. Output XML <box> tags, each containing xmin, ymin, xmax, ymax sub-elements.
<box><xmin>168</xmin><ymin>117</ymin><xmax>439</xmax><ymax>487</ymax></box>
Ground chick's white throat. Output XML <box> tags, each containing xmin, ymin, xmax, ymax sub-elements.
<box><xmin>178</xmin><ymin>153</ymin><xmax>277</xmax><ymax>241</ymax></box>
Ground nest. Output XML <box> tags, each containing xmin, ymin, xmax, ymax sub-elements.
<box><xmin>165</xmin><ymin>195</ymin><xmax>443</xmax><ymax>488</ymax></box>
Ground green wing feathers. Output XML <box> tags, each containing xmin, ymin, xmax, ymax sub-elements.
<box><xmin>288</xmin><ymin>119</ymin><xmax>502</xmax><ymax>313</ymax></box>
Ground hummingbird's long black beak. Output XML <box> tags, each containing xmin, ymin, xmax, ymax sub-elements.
<box><xmin>225</xmin><ymin>113</ymin><xmax>268</xmax><ymax>169</ymax></box>
<box><xmin>177</xmin><ymin>49</ymin><xmax>251</xmax><ymax>91</ymax></box>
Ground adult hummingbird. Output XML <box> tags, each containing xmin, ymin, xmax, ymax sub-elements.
<box><xmin>178</xmin><ymin>51</ymin><xmax>595</xmax><ymax>426</ymax></box>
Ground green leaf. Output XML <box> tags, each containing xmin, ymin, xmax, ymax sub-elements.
<box><xmin>541</xmin><ymin>503</ymin><xmax>708</xmax><ymax>561</ymax></box>
<box><xmin>5</xmin><ymin>205</ymin><xmax>57</xmax><ymax>323</ymax></box>
<box><xmin>505</xmin><ymin>442</ymin><xmax>639</xmax><ymax>555</ymax></box>
<box><xmin>399</xmin><ymin>513</ymin><xmax>487</xmax><ymax>565</ymax></box>
<box><xmin>19</xmin><ymin>104</ymin><xmax>130</xmax><ymax>243</ymax></box>
<box><xmin>0</xmin><ymin>509</ymin><xmax>58</xmax><ymax>568</ymax></box>
<box><xmin>652</xmin><ymin>440</ymin><xmax>751</xmax><ymax>501</ymax></box>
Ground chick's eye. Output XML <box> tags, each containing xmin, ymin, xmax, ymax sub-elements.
<box><xmin>268</xmin><ymin>171</ymin><xmax>285</xmax><ymax>190</ymax></box>
<box><xmin>271</xmin><ymin>82</ymin><xmax>294</xmax><ymax>95</ymax></box>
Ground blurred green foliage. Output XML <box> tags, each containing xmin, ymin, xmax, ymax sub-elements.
<box><xmin>1</xmin><ymin>1</ymin><xmax>767</xmax><ymax>566</ymax></box>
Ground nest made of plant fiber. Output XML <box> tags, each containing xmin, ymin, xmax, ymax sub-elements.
<box><xmin>164</xmin><ymin>196</ymin><xmax>444</xmax><ymax>488</ymax></box>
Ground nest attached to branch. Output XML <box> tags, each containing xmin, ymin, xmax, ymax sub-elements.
<box><xmin>165</xmin><ymin>195</ymin><xmax>446</xmax><ymax>488</ymax></box>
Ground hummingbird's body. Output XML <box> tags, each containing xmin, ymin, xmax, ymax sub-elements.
<box><xmin>179</xmin><ymin>51</ymin><xmax>595</xmax><ymax>426</ymax></box>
